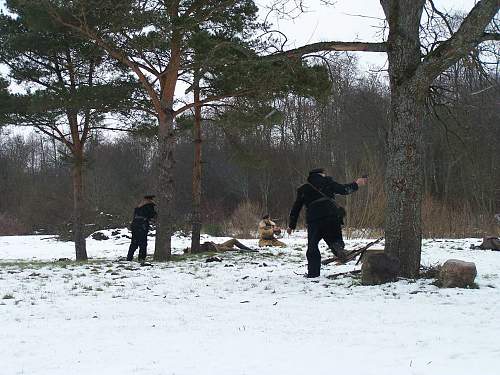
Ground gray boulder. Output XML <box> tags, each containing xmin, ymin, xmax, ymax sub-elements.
<box><xmin>438</xmin><ymin>259</ymin><xmax>477</xmax><ymax>288</ymax></box>
<box><xmin>361</xmin><ymin>253</ymin><xmax>400</xmax><ymax>285</ymax></box>
<box><xmin>470</xmin><ymin>237</ymin><xmax>500</xmax><ymax>251</ymax></box>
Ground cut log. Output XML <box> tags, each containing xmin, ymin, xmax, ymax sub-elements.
<box><xmin>357</xmin><ymin>248</ymin><xmax>385</xmax><ymax>263</ymax></box>
<box><xmin>361</xmin><ymin>253</ymin><xmax>400</xmax><ymax>285</ymax></box>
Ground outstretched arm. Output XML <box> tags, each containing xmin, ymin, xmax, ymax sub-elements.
<box><xmin>329</xmin><ymin>176</ymin><xmax>367</xmax><ymax>195</ymax></box>
<box><xmin>288</xmin><ymin>190</ymin><xmax>304</xmax><ymax>230</ymax></box>
<box><xmin>330</xmin><ymin>180</ymin><xmax>359</xmax><ymax>195</ymax></box>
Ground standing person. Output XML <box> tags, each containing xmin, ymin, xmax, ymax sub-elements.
<box><xmin>287</xmin><ymin>168</ymin><xmax>367</xmax><ymax>278</ymax></box>
<box><xmin>258</xmin><ymin>214</ymin><xmax>286</xmax><ymax>247</ymax></box>
<box><xmin>127</xmin><ymin>194</ymin><xmax>157</xmax><ymax>262</ymax></box>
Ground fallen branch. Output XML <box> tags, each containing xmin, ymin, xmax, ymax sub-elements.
<box><xmin>326</xmin><ymin>269</ymin><xmax>362</xmax><ymax>279</ymax></box>
<box><xmin>355</xmin><ymin>237</ymin><xmax>384</xmax><ymax>265</ymax></box>
<box><xmin>321</xmin><ymin>249</ymin><xmax>359</xmax><ymax>265</ymax></box>
<box><xmin>321</xmin><ymin>237</ymin><xmax>384</xmax><ymax>266</ymax></box>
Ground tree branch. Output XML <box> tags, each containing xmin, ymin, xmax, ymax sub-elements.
<box><xmin>417</xmin><ymin>0</ymin><xmax>499</xmax><ymax>86</ymax></box>
<box><xmin>47</xmin><ymin>8</ymin><xmax>162</xmax><ymax>114</ymax></box>
<box><xmin>173</xmin><ymin>89</ymin><xmax>252</xmax><ymax>116</ymax></box>
<box><xmin>481</xmin><ymin>32</ymin><xmax>500</xmax><ymax>41</ymax></box>
<box><xmin>89</xmin><ymin>125</ymin><xmax>137</xmax><ymax>133</ymax></box>
<box><xmin>33</xmin><ymin>124</ymin><xmax>73</xmax><ymax>149</ymax></box>
<box><xmin>428</xmin><ymin>0</ymin><xmax>454</xmax><ymax>36</ymax></box>
<box><xmin>268</xmin><ymin>41</ymin><xmax>387</xmax><ymax>60</ymax></box>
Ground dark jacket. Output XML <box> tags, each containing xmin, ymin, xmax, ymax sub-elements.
<box><xmin>131</xmin><ymin>202</ymin><xmax>157</xmax><ymax>232</ymax></box>
<box><xmin>288</xmin><ymin>174</ymin><xmax>358</xmax><ymax>229</ymax></box>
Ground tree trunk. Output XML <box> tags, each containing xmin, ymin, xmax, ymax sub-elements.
<box><xmin>382</xmin><ymin>0</ymin><xmax>425</xmax><ymax>278</ymax></box>
<box><xmin>190</xmin><ymin>81</ymin><xmax>202</xmax><ymax>254</ymax></box>
<box><xmin>72</xmin><ymin>147</ymin><xmax>87</xmax><ymax>261</ymax></box>
<box><xmin>384</xmin><ymin>84</ymin><xmax>424</xmax><ymax>277</ymax></box>
<box><xmin>154</xmin><ymin>108</ymin><xmax>176</xmax><ymax>261</ymax></box>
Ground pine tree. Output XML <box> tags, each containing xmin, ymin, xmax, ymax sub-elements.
<box><xmin>0</xmin><ymin>1</ymin><xmax>137</xmax><ymax>260</ymax></box>
<box><xmin>0</xmin><ymin>77</ymin><xmax>15</xmax><ymax>125</ymax></box>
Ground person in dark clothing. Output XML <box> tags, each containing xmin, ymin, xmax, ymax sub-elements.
<box><xmin>127</xmin><ymin>195</ymin><xmax>157</xmax><ymax>262</ymax></box>
<box><xmin>287</xmin><ymin>168</ymin><xmax>367</xmax><ymax>277</ymax></box>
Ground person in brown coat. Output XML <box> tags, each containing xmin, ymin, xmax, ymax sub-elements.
<box><xmin>185</xmin><ymin>238</ymin><xmax>257</xmax><ymax>254</ymax></box>
<box><xmin>258</xmin><ymin>214</ymin><xmax>286</xmax><ymax>247</ymax></box>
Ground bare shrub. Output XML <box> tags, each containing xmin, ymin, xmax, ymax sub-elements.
<box><xmin>419</xmin><ymin>263</ymin><xmax>442</xmax><ymax>279</ymax></box>
<box><xmin>227</xmin><ymin>200</ymin><xmax>262</xmax><ymax>238</ymax></box>
<box><xmin>202</xmin><ymin>223</ymin><xmax>226</xmax><ymax>237</ymax></box>
<box><xmin>0</xmin><ymin>213</ymin><xmax>29</xmax><ymax>235</ymax></box>
<box><xmin>201</xmin><ymin>199</ymin><xmax>232</xmax><ymax>237</ymax></box>
<box><xmin>422</xmin><ymin>195</ymin><xmax>499</xmax><ymax>238</ymax></box>
<box><xmin>342</xmin><ymin>158</ymin><xmax>386</xmax><ymax>239</ymax></box>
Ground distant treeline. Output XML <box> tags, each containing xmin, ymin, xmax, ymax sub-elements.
<box><xmin>1</xmin><ymin>57</ymin><xmax>498</xmax><ymax>238</ymax></box>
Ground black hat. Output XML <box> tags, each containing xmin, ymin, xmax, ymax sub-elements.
<box><xmin>144</xmin><ymin>194</ymin><xmax>156</xmax><ymax>200</ymax></box>
<box><xmin>309</xmin><ymin>168</ymin><xmax>325</xmax><ymax>175</ymax></box>
<box><xmin>262</xmin><ymin>214</ymin><xmax>270</xmax><ymax>219</ymax></box>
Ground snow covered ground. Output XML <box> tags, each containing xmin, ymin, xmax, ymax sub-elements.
<box><xmin>1</xmin><ymin>230</ymin><xmax>499</xmax><ymax>375</ymax></box>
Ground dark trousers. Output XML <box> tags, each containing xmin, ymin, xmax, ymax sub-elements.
<box><xmin>307</xmin><ymin>216</ymin><xmax>344</xmax><ymax>277</ymax></box>
<box><xmin>127</xmin><ymin>230</ymin><xmax>148</xmax><ymax>261</ymax></box>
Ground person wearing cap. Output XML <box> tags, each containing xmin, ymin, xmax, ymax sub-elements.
<box><xmin>258</xmin><ymin>214</ymin><xmax>286</xmax><ymax>247</ymax></box>
<box><xmin>287</xmin><ymin>168</ymin><xmax>367</xmax><ymax>277</ymax></box>
<box><xmin>127</xmin><ymin>195</ymin><xmax>157</xmax><ymax>262</ymax></box>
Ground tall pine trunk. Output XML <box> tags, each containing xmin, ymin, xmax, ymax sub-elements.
<box><xmin>154</xmin><ymin>108</ymin><xmax>176</xmax><ymax>261</ymax></box>
<box><xmin>190</xmin><ymin>81</ymin><xmax>202</xmax><ymax>253</ymax></box>
<box><xmin>72</xmin><ymin>147</ymin><xmax>87</xmax><ymax>261</ymax></box>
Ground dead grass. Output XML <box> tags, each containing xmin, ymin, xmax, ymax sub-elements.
<box><xmin>0</xmin><ymin>213</ymin><xmax>29</xmax><ymax>236</ymax></box>
<box><xmin>422</xmin><ymin>196</ymin><xmax>499</xmax><ymax>238</ymax></box>
<box><xmin>227</xmin><ymin>200</ymin><xmax>262</xmax><ymax>239</ymax></box>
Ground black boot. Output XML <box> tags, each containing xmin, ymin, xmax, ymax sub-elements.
<box><xmin>126</xmin><ymin>248</ymin><xmax>135</xmax><ymax>261</ymax></box>
<box><xmin>307</xmin><ymin>263</ymin><xmax>321</xmax><ymax>278</ymax></box>
<box><xmin>332</xmin><ymin>242</ymin><xmax>347</xmax><ymax>263</ymax></box>
<box><xmin>304</xmin><ymin>273</ymin><xmax>319</xmax><ymax>278</ymax></box>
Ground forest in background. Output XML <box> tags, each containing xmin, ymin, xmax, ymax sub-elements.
<box><xmin>1</xmin><ymin>54</ymin><xmax>499</xmax><ymax>238</ymax></box>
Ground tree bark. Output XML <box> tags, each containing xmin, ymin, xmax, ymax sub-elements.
<box><xmin>154</xmin><ymin>107</ymin><xmax>176</xmax><ymax>261</ymax></box>
<box><xmin>72</xmin><ymin>146</ymin><xmax>87</xmax><ymax>261</ymax></box>
<box><xmin>190</xmin><ymin>80</ymin><xmax>202</xmax><ymax>254</ymax></box>
<box><xmin>153</xmin><ymin>9</ymin><xmax>181</xmax><ymax>261</ymax></box>
<box><xmin>384</xmin><ymin>84</ymin><xmax>424</xmax><ymax>277</ymax></box>
<box><xmin>381</xmin><ymin>0</ymin><xmax>426</xmax><ymax>277</ymax></box>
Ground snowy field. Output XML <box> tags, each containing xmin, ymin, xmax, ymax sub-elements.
<box><xmin>1</xmin><ymin>230</ymin><xmax>499</xmax><ymax>375</ymax></box>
